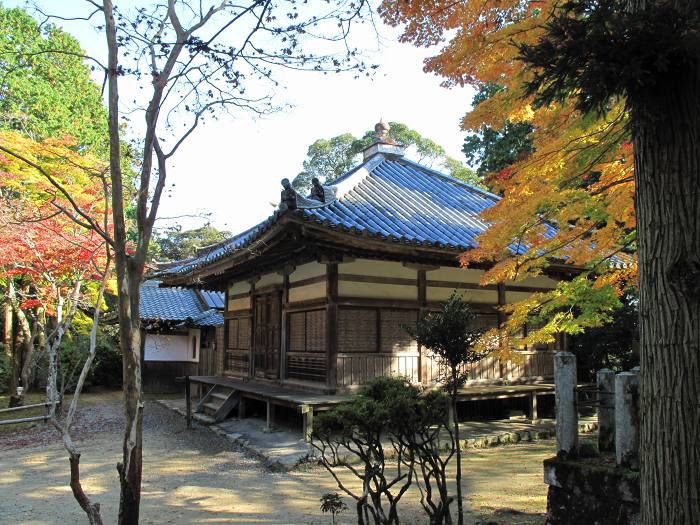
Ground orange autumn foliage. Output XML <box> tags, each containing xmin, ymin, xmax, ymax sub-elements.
<box><xmin>381</xmin><ymin>1</ymin><xmax>637</xmax><ymax>345</ymax></box>
<box><xmin>0</xmin><ymin>131</ymin><xmax>111</xmax><ymax>313</ymax></box>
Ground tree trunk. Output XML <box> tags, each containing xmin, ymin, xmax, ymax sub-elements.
<box><xmin>101</xmin><ymin>2</ymin><xmax>145</xmax><ymax>523</ymax></box>
<box><xmin>451</xmin><ymin>372</ymin><xmax>463</xmax><ymax>525</ymax></box>
<box><xmin>4</xmin><ymin>281</ymin><xmax>20</xmax><ymax>406</ymax></box>
<box><xmin>632</xmin><ymin>49</ymin><xmax>700</xmax><ymax>523</ymax></box>
<box><xmin>116</xmin><ymin>270</ymin><xmax>144</xmax><ymax>525</ymax></box>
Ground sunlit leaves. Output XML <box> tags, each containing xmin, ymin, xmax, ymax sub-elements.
<box><xmin>381</xmin><ymin>0</ymin><xmax>637</xmax><ymax>343</ymax></box>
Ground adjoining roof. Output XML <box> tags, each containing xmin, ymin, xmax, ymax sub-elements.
<box><xmin>177</xmin><ymin>309</ymin><xmax>224</xmax><ymax>327</ymax></box>
<box><xmin>160</xmin><ymin>152</ymin><xmax>524</xmax><ymax>279</ymax></box>
<box><xmin>140</xmin><ymin>280</ymin><xmax>224</xmax><ymax>326</ymax></box>
<box><xmin>198</xmin><ymin>289</ymin><xmax>225</xmax><ymax>309</ymax></box>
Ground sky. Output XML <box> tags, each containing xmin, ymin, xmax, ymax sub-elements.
<box><xmin>9</xmin><ymin>1</ymin><xmax>476</xmax><ymax>235</ymax></box>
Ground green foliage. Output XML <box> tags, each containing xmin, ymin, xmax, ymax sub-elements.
<box><xmin>313</xmin><ymin>377</ymin><xmax>455</xmax><ymax>525</ymax></box>
<box><xmin>573</xmin><ymin>292</ymin><xmax>639</xmax><ymax>380</ymax></box>
<box><xmin>0</xmin><ymin>351</ymin><xmax>9</xmax><ymax>394</ymax></box>
<box><xmin>150</xmin><ymin>225</ymin><xmax>232</xmax><ymax>262</ymax></box>
<box><xmin>292</xmin><ymin>122</ymin><xmax>481</xmax><ymax>192</ymax></box>
<box><xmin>56</xmin><ymin>324</ymin><xmax>121</xmax><ymax>391</ymax></box>
<box><xmin>517</xmin><ymin>0</ymin><xmax>699</xmax><ymax>113</ymax></box>
<box><xmin>407</xmin><ymin>292</ymin><xmax>487</xmax><ymax>381</ymax></box>
<box><xmin>320</xmin><ymin>492</ymin><xmax>347</xmax><ymax>525</ymax></box>
<box><xmin>463</xmin><ymin>121</ymin><xmax>534</xmax><ymax>178</ymax></box>
<box><xmin>462</xmin><ymin>85</ymin><xmax>534</xmax><ymax>180</ymax></box>
<box><xmin>293</xmin><ymin>133</ymin><xmax>357</xmax><ymax>191</ymax></box>
<box><xmin>0</xmin><ymin>6</ymin><xmax>108</xmax><ymax>154</ymax></box>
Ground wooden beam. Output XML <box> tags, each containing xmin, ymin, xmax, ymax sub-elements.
<box><xmin>418</xmin><ymin>269</ymin><xmax>428</xmax><ymax>385</ymax></box>
<box><xmin>280</xmin><ymin>272</ymin><xmax>290</xmax><ymax>381</ymax></box>
<box><xmin>403</xmin><ymin>262</ymin><xmax>440</xmax><ymax>271</ymax></box>
<box><xmin>326</xmin><ymin>262</ymin><xmax>339</xmax><ymax>390</ymax></box>
<box><xmin>288</xmin><ymin>274</ymin><xmax>326</xmax><ymax>289</ymax></box>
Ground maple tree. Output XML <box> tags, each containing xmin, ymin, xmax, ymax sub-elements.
<box><xmin>19</xmin><ymin>2</ymin><xmax>375</xmax><ymax>521</ymax></box>
<box><xmin>380</xmin><ymin>0</ymin><xmax>635</xmax><ymax>352</ymax></box>
<box><xmin>381</xmin><ymin>1</ymin><xmax>699</xmax><ymax>523</ymax></box>
<box><xmin>0</xmin><ymin>129</ymin><xmax>111</xmax><ymax>523</ymax></box>
<box><xmin>0</xmin><ymin>130</ymin><xmax>110</xmax><ymax>405</ymax></box>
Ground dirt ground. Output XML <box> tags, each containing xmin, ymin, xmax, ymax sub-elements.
<box><xmin>0</xmin><ymin>391</ymin><xmax>551</xmax><ymax>524</ymax></box>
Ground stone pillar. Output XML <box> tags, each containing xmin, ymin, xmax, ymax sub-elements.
<box><xmin>554</xmin><ymin>351</ymin><xmax>578</xmax><ymax>458</ymax></box>
<box><xmin>615</xmin><ymin>370</ymin><xmax>640</xmax><ymax>470</ymax></box>
<box><xmin>597</xmin><ymin>368</ymin><xmax>616</xmax><ymax>452</ymax></box>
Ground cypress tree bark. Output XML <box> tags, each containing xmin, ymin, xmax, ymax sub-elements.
<box><xmin>632</xmin><ymin>47</ymin><xmax>700</xmax><ymax>523</ymax></box>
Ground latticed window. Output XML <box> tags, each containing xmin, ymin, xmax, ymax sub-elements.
<box><xmin>337</xmin><ymin>307</ymin><xmax>418</xmax><ymax>353</ymax></box>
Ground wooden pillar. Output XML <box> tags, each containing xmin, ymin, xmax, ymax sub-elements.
<box><xmin>302</xmin><ymin>405</ymin><xmax>314</xmax><ymax>443</ymax></box>
<box><xmin>529</xmin><ymin>392</ymin><xmax>538</xmax><ymax>421</ymax></box>
<box><xmin>238</xmin><ymin>396</ymin><xmax>246</xmax><ymax>419</ymax></box>
<box><xmin>185</xmin><ymin>376</ymin><xmax>192</xmax><ymax>429</ymax></box>
<box><xmin>280</xmin><ymin>269</ymin><xmax>291</xmax><ymax>381</ymax></box>
<box><xmin>418</xmin><ymin>269</ymin><xmax>428</xmax><ymax>384</ymax></box>
<box><xmin>221</xmin><ymin>286</ymin><xmax>229</xmax><ymax>376</ymax></box>
<box><xmin>326</xmin><ymin>262</ymin><xmax>338</xmax><ymax>390</ymax></box>
<box><xmin>248</xmin><ymin>278</ymin><xmax>257</xmax><ymax>378</ymax></box>
<box><xmin>497</xmin><ymin>283</ymin><xmax>508</xmax><ymax>379</ymax></box>
<box><xmin>266</xmin><ymin>400</ymin><xmax>275</xmax><ymax>432</ymax></box>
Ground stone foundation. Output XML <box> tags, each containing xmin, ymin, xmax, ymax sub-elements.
<box><xmin>543</xmin><ymin>455</ymin><xmax>640</xmax><ymax>525</ymax></box>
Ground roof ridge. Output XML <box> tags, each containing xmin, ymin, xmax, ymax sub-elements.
<box><xmin>399</xmin><ymin>157</ymin><xmax>501</xmax><ymax>202</ymax></box>
<box><xmin>330</xmin><ymin>154</ymin><xmax>386</xmax><ymax>201</ymax></box>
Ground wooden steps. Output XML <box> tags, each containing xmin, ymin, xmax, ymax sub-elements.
<box><xmin>195</xmin><ymin>385</ymin><xmax>240</xmax><ymax>423</ymax></box>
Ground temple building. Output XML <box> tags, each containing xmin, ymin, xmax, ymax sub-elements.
<box><xmin>159</xmin><ymin>120</ymin><xmax>569</xmax><ymax>400</ymax></box>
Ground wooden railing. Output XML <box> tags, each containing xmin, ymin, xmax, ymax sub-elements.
<box><xmin>425</xmin><ymin>350</ymin><xmax>555</xmax><ymax>385</ymax></box>
<box><xmin>336</xmin><ymin>352</ymin><xmax>420</xmax><ymax>387</ymax></box>
<box><xmin>225</xmin><ymin>349</ymin><xmax>249</xmax><ymax>377</ymax></box>
<box><xmin>286</xmin><ymin>353</ymin><xmax>326</xmax><ymax>383</ymax></box>
<box><xmin>0</xmin><ymin>401</ymin><xmax>57</xmax><ymax>426</ymax></box>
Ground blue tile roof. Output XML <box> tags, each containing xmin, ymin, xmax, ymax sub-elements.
<box><xmin>140</xmin><ymin>281</ymin><xmax>223</xmax><ymax>326</ymax></box>
<box><xmin>198</xmin><ymin>289</ymin><xmax>225</xmax><ymax>309</ymax></box>
<box><xmin>162</xmin><ymin>153</ymin><xmax>539</xmax><ymax>277</ymax></box>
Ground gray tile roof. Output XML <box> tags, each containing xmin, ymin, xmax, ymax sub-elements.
<box><xmin>140</xmin><ymin>281</ymin><xmax>223</xmax><ymax>326</ymax></box>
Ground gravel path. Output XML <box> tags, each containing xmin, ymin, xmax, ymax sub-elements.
<box><xmin>0</xmin><ymin>396</ymin><xmax>550</xmax><ymax>524</ymax></box>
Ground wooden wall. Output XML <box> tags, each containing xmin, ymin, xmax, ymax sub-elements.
<box><xmin>143</xmin><ymin>360</ymin><xmax>199</xmax><ymax>393</ymax></box>
<box><xmin>221</xmin><ymin>257</ymin><xmax>560</xmax><ymax>390</ymax></box>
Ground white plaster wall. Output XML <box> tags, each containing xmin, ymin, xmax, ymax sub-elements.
<box><xmin>427</xmin><ymin>287</ymin><xmax>498</xmax><ymax>304</ymax></box>
<box><xmin>144</xmin><ymin>329</ymin><xmax>200</xmax><ymax>362</ymax></box>
<box><xmin>339</xmin><ymin>281</ymin><xmax>417</xmax><ymax>300</ymax></box>
<box><xmin>426</xmin><ymin>266</ymin><xmax>484</xmax><ymax>284</ymax></box>
<box><xmin>229</xmin><ymin>281</ymin><xmax>250</xmax><ymax>295</ymax></box>
<box><xmin>228</xmin><ymin>297</ymin><xmax>251</xmax><ymax>311</ymax></box>
<box><xmin>339</xmin><ymin>259</ymin><xmax>416</xmax><ymax>279</ymax></box>
<box><xmin>257</xmin><ymin>272</ymin><xmax>284</xmax><ymax>289</ymax></box>
<box><xmin>509</xmin><ymin>274</ymin><xmax>559</xmax><ymax>289</ymax></box>
<box><xmin>289</xmin><ymin>282</ymin><xmax>327</xmax><ymax>303</ymax></box>
<box><xmin>290</xmin><ymin>261</ymin><xmax>326</xmax><ymax>283</ymax></box>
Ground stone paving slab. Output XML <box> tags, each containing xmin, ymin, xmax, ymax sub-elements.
<box><xmin>156</xmin><ymin>398</ymin><xmax>597</xmax><ymax>471</ymax></box>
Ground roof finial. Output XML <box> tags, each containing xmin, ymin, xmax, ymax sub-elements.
<box><xmin>374</xmin><ymin>118</ymin><xmax>394</xmax><ymax>144</ymax></box>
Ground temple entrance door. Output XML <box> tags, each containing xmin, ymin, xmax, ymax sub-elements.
<box><xmin>253</xmin><ymin>291</ymin><xmax>281</xmax><ymax>380</ymax></box>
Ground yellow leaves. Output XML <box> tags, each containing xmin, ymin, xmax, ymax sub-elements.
<box><xmin>508</xmin><ymin>104</ymin><xmax>535</xmax><ymax>123</ymax></box>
